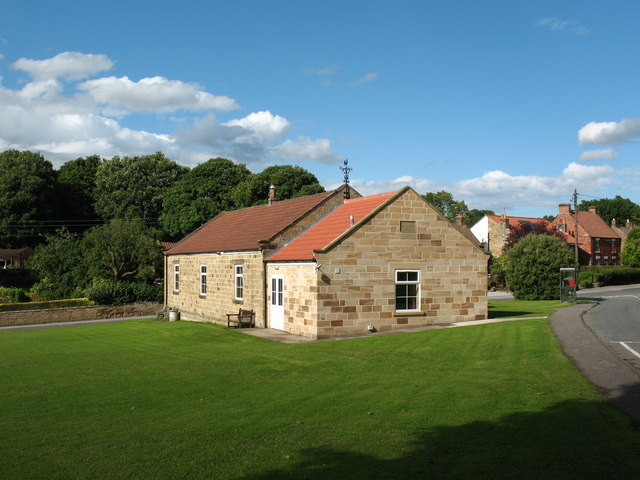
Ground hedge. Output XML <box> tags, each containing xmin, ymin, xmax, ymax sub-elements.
<box><xmin>578</xmin><ymin>266</ymin><xmax>640</xmax><ymax>288</ymax></box>
<box><xmin>86</xmin><ymin>282</ymin><xmax>163</xmax><ymax>306</ymax></box>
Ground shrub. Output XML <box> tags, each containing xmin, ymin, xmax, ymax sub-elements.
<box><xmin>505</xmin><ymin>234</ymin><xmax>574</xmax><ymax>300</ymax></box>
<box><xmin>578</xmin><ymin>266</ymin><xmax>640</xmax><ymax>287</ymax></box>
<box><xmin>0</xmin><ymin>287</ymin><xmax>30</xmax><ymax>303</ymax></box>
<box><xmin>86</xmin><ymin>281</ymin><xmax>163</xmax><ymax>306</ymax></box>
<box><xmin>620</xmin><ymin>227</ymin><xmax>640</xmax><ymax>267</ymax></box>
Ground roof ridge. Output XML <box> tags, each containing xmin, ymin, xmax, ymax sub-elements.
<box><xmin>344</xmin><ymin>190</ymin><xmax>396</xmax><ymax>203</ymax></box>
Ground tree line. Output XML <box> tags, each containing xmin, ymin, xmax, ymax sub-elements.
<box><xmin>0</xmin><ymin>149</ymin><xmax>325</xmax><ymax>247</ymax></box>
<box><xmin>0</xmin><ymin>149</ymin><xmax>324</xmax><ymax>301</ymax></box>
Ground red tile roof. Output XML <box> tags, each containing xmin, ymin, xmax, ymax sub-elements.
<box><xmin>165</xmin><ymin>190</ymin><xmax>338</xmax><ymax>255</ymax></box>
<box><xmin>488</xmin><ymin>215</ymin><xmax>577</xmax><ymax>244</ymax></box>
<box><xmin>267</xmin><ymin>191</ymin><xmax>398</xmax><ymax>262</ymax></box>
<box><xmin>577</xmin><ymin>211</ymin><xmax>619</xmax><ymax>239</ymax></box>
<box><xmin>487</xmin><ymin>214</ymin><xmax>549</xmax><ymax>226</ymax></box>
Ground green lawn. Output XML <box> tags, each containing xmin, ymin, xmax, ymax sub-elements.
<box><xmin>488</xmin><ymin>299</ymin><xmax>574</xmax><ymax>319</ymax></box>
<box><xmin>1</xmin><ymin>317</ymin><xmax>639</xmax><ymax>479</ymax></box>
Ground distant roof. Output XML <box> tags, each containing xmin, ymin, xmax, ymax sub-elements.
<box><xmin>577</xmin><ymin>211</ymin><xmax>620</xmax><ymax>239</ymax></box>
<box><xmin>165</xmin><ymin>189</ymin><xmax>341</xmax><ymax>255</ymax></box>
<box><xmin>267</xmin><ymin>191</ymin><xmax>398</xmax><ymax>262</ymax></box>
<box><xmin>488</xmin><ymin>215</ymin><xmax>577</xmax><ymax>244</ymax></box>
<box><xmin>0</xmin><ymin>248</ymin><xmax>34</xmax><ymax>261</ymax></box>
<box><xmin>487</xmin><ymin>214</ymin><xmax>550</xmax><ymax>226</ymax></box>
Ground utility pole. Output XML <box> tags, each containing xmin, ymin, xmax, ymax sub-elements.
<box><xmin>573</xmin><ymin>189</ymin><xmax>580</xmax><ymax>269</ymax></box>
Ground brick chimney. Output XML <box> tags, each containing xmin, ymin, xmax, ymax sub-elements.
<box><xmin>559</xmin><ymin>204</ymin><xmax>571</xmax><ymax>215</ymax></box>
<box><xmin>268</xmin><ymin>185</ymin><xmax>277</xmax><ymax>205</ymax></box>
<box><xmin>589</xmin><ymin>206</ymin><xmax>598</xmax><ymax>215</ymax></box>
<box><xmin>455</xmin><ymin>212</ymin><xmax>465</xmax><ymax>227</ymax></box>
<box><xmin>499</xmin><ymin>213</ymin><xmax>509</xmax><ymax>228</ymax></box>
<box><xmin>612</xmin><ymin>218</ymin><xmax>617</xmax><ymax>227</ymax></box>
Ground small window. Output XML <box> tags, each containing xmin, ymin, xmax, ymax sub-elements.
<box><xmin>400</xmin><ymin>221</ymin><xmax>416</xmax><ymax>233</ymax></box>
<box><xmin>200</xmin><ymin>265</ymin><xmax>207</xmax><ymax>296</ymax></box>
<box><xmin>235</xmin><ymin>265</ymin><xmax>244</xmax><ymax>300</ymax></box>
<box><xmin>395</xmin><ymin>270</ymin><xmax>420</xmax><ymax>311</ymax></box>
<box><xmin>173</xmin><ymin>264</ymin><xmax>180</xmax><ymax>293</ymax></box>
<box><xmin>595</xmin><ymin>237</ymin><xmax>600</xmax><ymax>253</ymax></box>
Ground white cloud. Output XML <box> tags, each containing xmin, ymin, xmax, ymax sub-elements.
<box><xmin>328</xmin><ymin>176</ymin><xmax>438</xmax><ymax>197</ymax></box>
<box><xmin>452</xmin><ymin>162</ymin><xmax>616</xmax><ymax>212</ymax></box>
<box><xmin>271</xmin><ymin>137</ymin><xmax>340</xmax><ymax>164</ymax></box>
<box><xmin>11</xmin><ymin>52</ymin><xmax>113</xmax><ymax>80</ymax></box>
<box><xmin>578</xmin><ymin>117</ymin><xmax>640</xmax><ymax>145</ymax></box>
<box><xmin>0</xmin><ymin>51</ymin><xmax>341</xmax><ymax>170</ymax></box>
<box><xmin>338</xmin><ymin>162</ymin><xmax>620</xmax><ymax>217</ymax></box>
<box><xmin>349</xmin><ymin>72</ymin><xmax>379</xmax><ymax>86</ymax></box>
<box><xmin>79</xmin><ymin>75</ymin><xmax>238</xmax><ymax>114</ymax></box>
<box><xmin>579</xmin><ymin>148</ymin><xmax>618</xmax><ymax>162</ymax></box>
<box><xmin>534</xmin><ymin>17</ymin><xmax>589</xmax><ymax>35</ymax></box>
<box><xmin>223</xmin><ymin>111</ymin><xmax>290</xmax><ymax>142</ymax></box>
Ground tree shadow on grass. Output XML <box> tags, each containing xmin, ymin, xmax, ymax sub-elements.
<box><xmin>242</xmin><ymin>389</ymin><xmax>640</xmax><ymax>480</ymax></box>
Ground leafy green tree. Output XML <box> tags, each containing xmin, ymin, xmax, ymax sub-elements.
<box><xmin>505</xmin><ymin>234</ymin><xmax>573</xmax><ymax>300</ymax></box>
<box><xmin>56</xmin><ymin>155</ymin><xmax>103</xmax><ymax>232</ymax></box>
<box><xmin>620</xmin><ymin>227</ymin><xmax>640</xmax><ymax>267</ymax></box>
<box><xmin>0</xmin><ymin>150</ymin><xmax>57</xmax><ymax>247</ymax></box>
<box><xmin>94</xmin><ymin>152</ymin><xmax>188</xmax><ymax>221</ymax></box>
<box><xmin>29</xmin><ymin>229</ymin><xmax>89</xmax><ymax>300</ymax></box>
<box><xmin>542</xmin><ymin>215</ymin><xmax>557</xmax><ymax>223</ymax></box>
<box><xmin>422</xmin><ymin>191</ymin><xmax>468</xmax><ymax>222</ymax></box>
<box><xmin>578</xmin><ymin>196</ymin><xmax>640</xmax><ymax>225</ymax></box>
<box><xmin>232</xmin><ymin>165</ymin><xmax>324</xmax><ymax>208</ymax></box>
<box><xmin>159</xmin><ymin>158</ymin><xmax>251</xmax><ymax>238</ymax></box>
<box><xmin>84</xmin><ymin>219</ymin><xmax>163</xmax><ymax>283</ymax></box>
<box><xmin>466</xmin><ymin>209</ymin><xmax>494</xmax><ymax>227</ymax></box>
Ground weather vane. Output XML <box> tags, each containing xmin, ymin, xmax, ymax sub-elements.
<box><xmin>339</xmin><ymin>159</ymin><xmax>353</xmax><ymax>199</ymax></box>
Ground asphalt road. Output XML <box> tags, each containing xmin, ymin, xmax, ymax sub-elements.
<box><xmin>579</xmin><ymin>285</ymin><xmax>640</xmax><ymax>374</ymax></box>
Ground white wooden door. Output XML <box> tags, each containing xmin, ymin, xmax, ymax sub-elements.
<box><xmin>269</xmin><ymin>275</ymin><xmax>285</xmax><ymax>330</ymax></box>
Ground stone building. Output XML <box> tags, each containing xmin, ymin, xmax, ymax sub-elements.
<box><xmin>164</xmin><ymin>185</ymin><xmax>356</xmax><ymax>327</ymax></box>
<box><xmin>165</xmin><ymin>186</ymin><xmax>488</xmax><ymax>339</ymax></box>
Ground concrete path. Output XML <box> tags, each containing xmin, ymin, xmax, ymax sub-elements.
<box><xmin>550</xmin><ymin>303</ymin><xmax>640</xmax><ymax>424</ymax></box>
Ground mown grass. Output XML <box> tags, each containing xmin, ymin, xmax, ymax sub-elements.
<box><xmin>1</xmin><ymin>317</ymin><xmax>639</xmax><ymax>479</ymax></box>
<box><xmin>488</xmin><ymin>299</ymin><xmax>574</xmax><ymax>319</ymax></box>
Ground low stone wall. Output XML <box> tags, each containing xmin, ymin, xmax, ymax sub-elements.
<box><xmin>0</xmin><ymin>303</ymin><xmax>163</xmax><ymax>327</ymax></box>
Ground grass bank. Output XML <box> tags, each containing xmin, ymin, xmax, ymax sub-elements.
<box><xmin>1</xmin><ymin>317</ymin><xmax>639</xmax><ymax>479</ymax></box>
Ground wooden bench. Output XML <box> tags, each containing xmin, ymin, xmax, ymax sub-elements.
<box><xmin>226</xmin><ymin>309</ymin><xmax>255</xmax><ymax>328</ymax></box>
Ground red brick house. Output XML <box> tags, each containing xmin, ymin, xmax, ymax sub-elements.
<box><xmin>553</xmin><ymin>205</ymin><xmax>621</xmax><ymax>265</ymax></box>
<box><xmin>164</xmin><ymin>185</ymin><xmax>488</xmax><ymax>339</ymax></box>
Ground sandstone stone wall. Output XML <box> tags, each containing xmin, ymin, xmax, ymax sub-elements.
<box><xmin>165</xmin><ymin>251</ymin><xmax>266</xmax><ymax>326</ymax></box>
<box><xmin>0</xmin><ymin>303</ymin><xmax>161</xmax><ymax>327</ymax></box>
<box><xmin>265</xmin><ymin>263</ymin><xmax>318</xmax><ymax>337</ymax></box>
<box><xmin>309</xmin><ymin>189</ymin><xmax>487</xmax><ymax>338</ymax></box>
<box><xmin>487</xmin><ymin>218</ymin><xmax>510</xmax><ymax>257</ymax></box>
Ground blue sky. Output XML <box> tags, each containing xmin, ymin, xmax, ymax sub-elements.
<box><xmin>1</xmin><ymin>0</ymin><xmax>639</xmax><ymax>218</ymax></box>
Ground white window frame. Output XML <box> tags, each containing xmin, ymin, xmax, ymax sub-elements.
<box><xmin>200</xmin><ymin>264</ymin><xmax>207</xmax><ymax>296</ymax></box>
<box><xmin>234</xmin><ymin>264</ymin><xmax>244</xmax><ymax>300</ymax></box>
<box><xmin>395</xmin><ymin>270</ymin><xmax>420</xmax><ymax>312</ymax></box>
<box><xmin>173</xmin><ymin>264</ymin><xmax>180</xmax><ymax>293</ymax></box>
